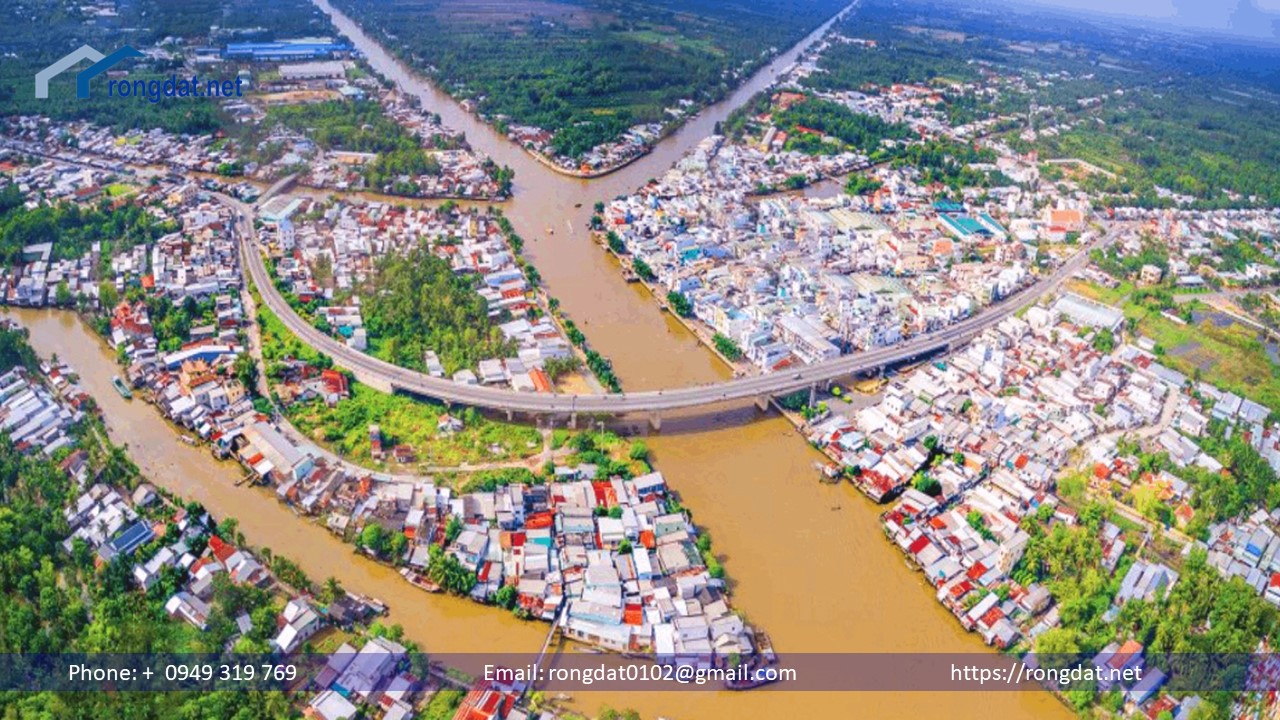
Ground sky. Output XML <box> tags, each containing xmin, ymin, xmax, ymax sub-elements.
<box><xmin>1011</xmin><ymin>0</ymin><xmax>1280</xmax><ymax>39</ymax></box>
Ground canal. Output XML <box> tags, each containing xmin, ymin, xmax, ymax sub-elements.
<box><xmin>306</xmin><ymin>4</ymin><xmax>1072</xmax><ymax>714</ymax></box>
<box><xmin>13</xmin><ymin>0</ymin><xmax>1071</xmax><ymax>715</ymax></box>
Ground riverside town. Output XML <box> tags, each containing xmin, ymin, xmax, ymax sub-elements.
<box><xmin>2</xmin><ymin>0</ymin><xmax>1280</xmax><ymax>719</ymax></box>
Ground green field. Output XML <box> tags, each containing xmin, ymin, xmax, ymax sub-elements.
<box><xmin>257</xmin><ymin>298</ymin><xmax>543</xmax><ymax>470</ymax></box>
<box><xmin>1070</xmin><ymin>281</ymin><xmax>1280</xmax><ymax>416</ymax></box>
<box><xmin>810</xmin><ymin>0</ymin><xmax>1280</xmax><ymax>209</ymax></box>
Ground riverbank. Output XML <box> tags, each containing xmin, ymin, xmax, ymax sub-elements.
<box><xmin>269</xmin><ymin>3</ymin><xmax>1078</xmax><ymax>718</ymax></box>
<box><xmin>590</xmin><ymin>230</ymin><xmax>755</xmax><ymax>378</ymax></box>
<box><xmin>522</xmin><ymin>138</ymin><xmax>653</xmax><ymax>180</ymax></box>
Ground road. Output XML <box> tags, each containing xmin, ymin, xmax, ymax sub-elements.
<box><xmin>224</xmin><ymin>190</ymin><xmax>1122</xmax><ymax>417</ymax></box>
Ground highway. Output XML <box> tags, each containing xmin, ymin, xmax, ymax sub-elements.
<box><xmin>225</xmin><ymin>190</ymin><xmax>1119</xmax><ymax>417</ymax></box>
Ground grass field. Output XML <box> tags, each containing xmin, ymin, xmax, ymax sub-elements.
<box><xmin>1070</xmin><ymin>281</ymin><xmax>1280</xmax><ymax>415</ymax></box>
<box><xmin>285</xmin><ymin>386</ymin><xmax>543</xmax><ymax>469</ymax></box>
<box><xmin>257</xmin><ymin>300</ymin><xmax>543</xmax><ymax>470</ymax></box>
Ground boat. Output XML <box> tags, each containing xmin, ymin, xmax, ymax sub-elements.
<box><xmin>725</xmin><ymin>633</ymin><xmax>782</xmax><ymax>689</ymax></box>
<box><xmin>111</xmin><ymin>376</ymin><xmax>133</xmax><ymax>399</ymax></box>
<box><xmin>725</xmin><ymin>672</ymin><xmax>781</xmax><ymax>691</ymax></box>
<box><xmin>399</xmin><ymin>568</ymin><xmax>441</xmax><ymax>593</ymax></box>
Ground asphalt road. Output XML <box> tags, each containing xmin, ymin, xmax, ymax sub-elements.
<box><xmin>224</xmin><ymin>190</ymin><xmax>1120</xmax><ymax>417</ymax></box>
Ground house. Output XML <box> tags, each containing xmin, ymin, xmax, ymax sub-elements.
<box><xmin>437</xmin><ymin>414</ymin><xmax>464</xmax><ymax>435</ymax></box>
<box><xmin>453</xmin><ymin>680</ymin><xmax>517</xmax><ymax>720</ymax></box>
<box><xmin>334</xmin><ymin>636</ymin><xmax>406</xmax><ymax>702</ymax></box>
<box><xmin>1115</xmin><ymin>561</ymin><xmax>1178</xmax><ymax>605</ymax></box>
<box><xmin>165</xmin><ymin>591</ymin><xmax>212</xmax><ymax>630</ymax></box>
<box><xmin>273</xmin><ymin>597</ymin><xmax>322</xmax><ymax>653</ymax></box>
<box><xmin>307</xmin><ymin>690</ymin><xmax>358</xmax><ymax>720</ymax></box>
<box><xmin>1126</xmin><ymin>667</ymin><xmax>1167</xmax><ymax>705</ymax></box>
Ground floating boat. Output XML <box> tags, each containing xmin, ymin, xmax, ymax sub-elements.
<box><xmin>111</xmin><ymin>376</ymin><xmax>133</xmax><ymax>399</ymax></box>
<box><xmin>725</xmin><ymin>672</ymin><xmax>781</xmax><ymax>691</ymax></box>
<box><xmin>399</xmin><ymin>568</ymin><xmax>441</xmax><ymax>593</ymax></box>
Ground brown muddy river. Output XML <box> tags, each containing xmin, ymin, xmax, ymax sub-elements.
<box><xmin>7</xmin><ymin>0</ymin><xmax>1069</xmax><ymax>715</ymax></box>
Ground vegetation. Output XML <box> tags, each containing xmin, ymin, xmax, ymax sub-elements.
<box><xmin>425</xmin><ymin>544</ymin><xmax>477</xmax><ymax>596</ymax></box>
<box><xmin>1178</xmin><ymin>424</ymin><xmax>1280</xmax><ymax>527</ymax></box>
<box><xmin>266</xmin><ymin>100</ymin><xmax>446</xmax><ymax>193</ymax></box>
<box><xmin>361</xmin><ymin>249</ymin><xmax>515</xmax><ymax>376</ymax></box>
<box><xmin>666</xmin><ymin>291</ymin><xmax>693</xmax><ymax>318</ymax></box>
<box><xmin>1011</xmin><ymin>496</ymin><xmax>1278</xmax><ymax>716</ymax></box>
<box><xmin>712</xmin><ymin>333</ymin><xmax>743</xmax><ymax>361</ymax></box>
<box><xmin>422</xmin><ymin>688</ymin><xmax>465</xmax><ymax>720</ymax></box>
<box><xmin>559</xmin><ymin>431</ymin><xmax>652</xmax><ymax>480</ymax></box>
<box><xmin>0</xmin><ymin>332</ymin><xmax>299</xmax><ymax>716</ymax></box>
<box><xmin>774</xmin><ymin>96</ymin><xmax>911</xmax><ymax>157</ymax></box>
<box><xmin>632</xmin><ymin>258</ymin><xmax>656</xmax><ymax>282</ymax></box>
<box><xmin>144</xmin><ymin>294</ymin><xmax>219</xmax><ymax>353</ymax></box>
<box><xmin>808</xmin><ymin>0</ymin><xmax>1280</xmax><ymax>208</ymax></box>
<box><xmin>268</xmin><ymin>100</ymin><xmax>428</xmax><ymax>156</ymax></box>
<box><xmin>257</xmin><ymin>301</ymin><xmax>543</xmax><ymax>469</ymax></box>
<box><xmin>0</xmin><ymin>199</ymin><xmax>174</xmax><ymax>266</ymax></box>
<box><xmin>330</xmin><ymin>0</ymin><xmax>848</xmax><ymax>155</ymax></box>
<box><xmin>0</xmin><ymin>0</ymin><xmax>331</xmax><ymax>135</ymax></box>
<box><xmin>844</xmin><ymin>174</ymin><xmax>883</xmax><ymax>196</ymax></box>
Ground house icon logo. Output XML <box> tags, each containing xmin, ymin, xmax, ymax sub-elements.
<box><xmin>35</xmin><ymin>44</ymin><xmax>144</xmax><ymax>99</ymax></box>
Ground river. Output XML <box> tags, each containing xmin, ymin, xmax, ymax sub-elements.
<box><xmin>10</xmin><ymin>311</ymin><xmax>1062</xmax><ymax>718</ymax></box>
<box><xmin>14</xmin><ymin>0</ymin><xmax>1069</xmax><ymax>715</ymax></box>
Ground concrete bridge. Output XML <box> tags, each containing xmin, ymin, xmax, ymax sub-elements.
<box><xmin>223</xmin><ymin>191</ymin><xmax>1118</xmax><ymax>427</ymax></box>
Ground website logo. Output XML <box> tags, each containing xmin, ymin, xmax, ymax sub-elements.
<box><xmin>35</xmin><ymin>44</ymin><xmax>143</xmax><ymax>99</ymax></box>
<box><xmin>34</xmin><ymin>44</ymin><xmax>243</xmax><ymax>104</ymax></box>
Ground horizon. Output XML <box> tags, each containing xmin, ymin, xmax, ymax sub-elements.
<box><xmin>997</xmin><ymin>0</ymin><xmax>1280</xmax><ymax>41</ymax></box>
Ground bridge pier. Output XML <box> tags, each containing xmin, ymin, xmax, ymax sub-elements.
<box><xmin>755</xmin><ymin>395</ymin><xmax>770</xmax><ymax>413</ymax></box>
<box><xmin>648</xmin><ymin>411</ymin><xmax>662</xmax><ymax>432</ymax></box>
<box><xmin>505</xmin><ymin>409</ymin><xmax>514</xmax><ymax>422</ymax></box>
<box><xmin>809</xmin><ymin>382</ymin><xmax>817</xmax><ymax>408</ymax></box>
<box><xmin>568</xmin><ymin>413</ymin><xmax>577</xmax><ymax>430</ymax></box>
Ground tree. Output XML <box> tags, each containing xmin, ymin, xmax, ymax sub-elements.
<box><xmin>913</xmin><ymin>472</ymin><xmax>941</xmax><ymax>496</ymax></box>
<box><xmin>712</xmin><ymin>333</ymin><xmax>744</xmax><ymax>361</ymax></box>
<box><xmin>666</xmin><ymin>291</ymin><xmax>693</xmax><ymax>317</ymax></box>
<box><xmin>444</xmin><ymin>515</ymin><xmax>465</xmax><ymax>545</ymax></box>
<box><xmin>98</xmin><ymin>281</ymin><xmax>119</xmax><ymax>310</ymax></box>
<box><xmin>233</xmin><ymin>353</ymin><xmax>259</xmax><ymax>395</ymax></box>
<box><xmin>632</xmin><ymin>258</ymin><xmax>656</xmax><ymax>282</ymax></box>
<box><xmin>388</xmin><ymin>532</ymin><xmax>408</xmax><ymax>562</ymax></box>
<box><xmin>320</xmin><ymin>576</ymin><xmax>344</xmax><ymax>604</ymax></box>
<box><xmin>1092</xmin><ymin>327</ymin><xmax>1116</xmax><ymax>353</ymax></box>
<box><xmin>493</xmin><ymin>584</ymin><xmax>518</xmax><ymax>610</ymax></box>
<box><xmin>1034</xmin><ymin>628</ymin><xmax>1081</xmax><ymax>669</ymax></box>
<box><xmin>361</xmin><ymin>247</ymin><xmax>515</xmax><ymax>375</ymax></box>
<box><xmin>359</xmin><ymin>524</ymin><xmax>390</xmax><ymax>558</ymax></box>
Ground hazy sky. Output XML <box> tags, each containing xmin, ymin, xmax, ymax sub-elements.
<box><xmin>1013</xmin><ymin>0</ymin><xmax>1280</xmax><ymax>39</ymax></box>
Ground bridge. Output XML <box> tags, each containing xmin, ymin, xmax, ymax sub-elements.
<box><xmin>223</xmin><ymin>191</ymin><xmax>1118</xmax><ymax>426</ymax></box>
